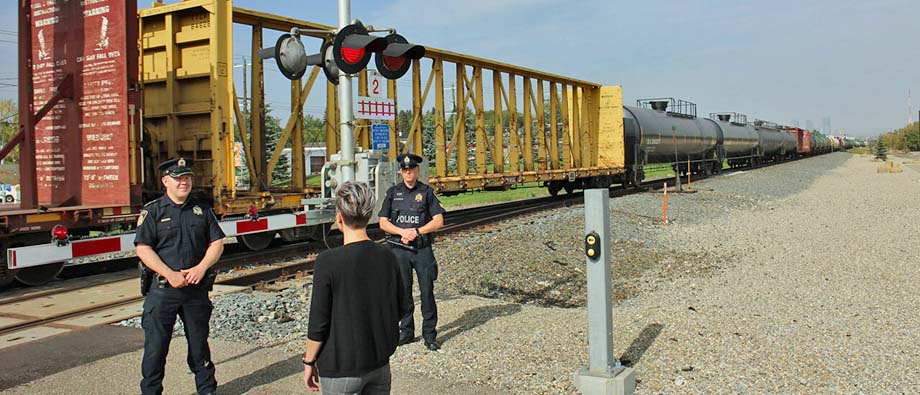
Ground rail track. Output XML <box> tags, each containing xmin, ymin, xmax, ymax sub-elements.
<box><xmin>0</xmin><ymin>163</ymin><xmax>765</xmax><ymax>348</ymax></box>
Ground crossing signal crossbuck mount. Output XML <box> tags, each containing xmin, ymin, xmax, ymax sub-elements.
<box><xmin>259</xmin><ymin>20</ymin><xmax>425</xmax><ymax>83</ymax></box>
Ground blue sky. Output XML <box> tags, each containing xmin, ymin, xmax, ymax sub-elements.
<box><xmin>1</xmin><ymin>0</ymin><xmax>917</xmax><ymax>137</ymax></box>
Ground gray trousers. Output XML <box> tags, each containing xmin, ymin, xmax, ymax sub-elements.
<box><xmin>320</xmin><ymin>363</ymin><xmax>391</xmax><ymax>395</ymax></box>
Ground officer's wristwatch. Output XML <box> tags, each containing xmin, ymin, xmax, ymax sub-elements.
<box><xmin>302</xmin><ymin>357</ymin><xmax>316</xmax><ymax>367</ymax></box>
<box><xmin>414</xmin><ymin>228</ymin><xmax>421</xmax><ymax>236</ymax></box>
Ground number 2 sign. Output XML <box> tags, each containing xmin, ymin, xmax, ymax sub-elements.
<box><xmin>368</xmin><ymin>69</ymin><xmax>385</xmax><ymax>99</ymax></box>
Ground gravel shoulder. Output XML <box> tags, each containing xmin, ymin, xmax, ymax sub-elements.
<box><xmin>100</xmin><ymin>152</ymin><xmax>920</xmax><ymax>394</ymax></box>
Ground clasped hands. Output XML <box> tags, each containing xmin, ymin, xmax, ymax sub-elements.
<box><xmin>399</xmin><ymin>228</ymin><xmax>419</xmax><ymax>245</ymax></box>
<box><xmin>165</xmin><ymin>264</ymin><xmax>208</xmax><ymax>288</ymax></box>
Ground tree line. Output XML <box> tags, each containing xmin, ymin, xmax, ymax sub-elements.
<box><xmin>878</xmin><ymin>121</ymin><xmax>920</xmax><ymax>151</ymax></box>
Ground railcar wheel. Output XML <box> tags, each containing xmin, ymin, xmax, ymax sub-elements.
<box><xmin>239</xmin><ymin>232</ymin><xmax>276</xmax><ymax>251</ymax></box>
<box><xmin>547</xmin><ymin>182</ymin><xmax>562</xmax><ymax>196</ymax></box>
<box><xmin>279</xmin><ymin>227</ymin><xmax>311</xmax><ymax>242</ymax></box>
<box><xmin>15</xmin><ymin>262</ymin><xmax>65</xmax><ymax>286</ymax></box>
<box><xmin>563</xmin><ymin>183</ymin><xmax>575</xmax><ymax>195</ymax></box>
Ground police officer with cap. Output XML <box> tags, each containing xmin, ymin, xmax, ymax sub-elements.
<box><xmin>378</xmin><ymin>153</ymin><xmax>446</xmax><ymax>351</ymax></box>
<box><xmin>135</xmin><ymin>157</ymin><xmax>225</xmax><ymax>395</ymax></box>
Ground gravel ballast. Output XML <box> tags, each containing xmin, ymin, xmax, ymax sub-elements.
<box><xmin>117</xmin><ymin>152</ymin><xmax>920</xmax><ymax>394</ymax></box>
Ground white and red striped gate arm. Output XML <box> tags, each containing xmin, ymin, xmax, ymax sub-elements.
<box><xmin>7</xmin><ymin>212</ymin><xmax>314</xmax><ymax>269</ymax></box>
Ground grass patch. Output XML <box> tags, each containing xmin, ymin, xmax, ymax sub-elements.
<box><xmin>849</xmin><ymin>147</ymin><xmax>872</xmax><ymax>155</ymax></box>
<box><xmin>643</xmin><ymin>164</ymin><xmax>674</xmax><ymax>179</ymax></box>
<box><xmin>877</xmin><ymin>161</ymin><xmax>903</xmax><ymax>173</ymax></box>
<box><xmin>439</xmin><ymin>182</ymin><xmax>548</xmax><ymax>209</ymax></box>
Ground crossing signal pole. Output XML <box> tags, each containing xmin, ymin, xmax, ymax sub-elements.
<box><xmin>257</xmin><ymin>0</ymin><xmax>425</xmax><ymax>181</ymax></box>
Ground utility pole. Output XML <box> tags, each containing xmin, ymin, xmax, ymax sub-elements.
<box><xmin>337</xmin><ymin>0</ymin><xmax>356</xmax><ymax>182</ymax></box>
<box><xmin>242</xmin><ymin>56</ymin><xmax>249</xmax><ymax>115</ymax></box>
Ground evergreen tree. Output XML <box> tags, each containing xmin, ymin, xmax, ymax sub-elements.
<box><xmin>874</xmin><ymin>138</ymin><xmax>888</xmax><ymax>161</ymax></box>
<box><xmin>234</xmin><ymin>105</ymin><xmax>291</xmax><ymax>188</ymax></box>
<box><xmin>0</xmin><ymin>99</ymin><xmax>18</xmax><ymax>164</ymax></box>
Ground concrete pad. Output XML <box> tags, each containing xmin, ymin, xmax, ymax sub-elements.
<box><xmin>55</xmin><ymin>301</ymin><xmax>144</xmax><ymax>327</ymax></box>
<box><xmin>0</xmin><ymin>317</ymin><xmax>24</xmax><ymax>328</ymax></box>
<box><xmin>0</xmin><ymin>334</ymin><xmax>507</xmax><ymax>395</ymax></box>
<box><xmin>0</xmin><ymin>285</ymin><xmax>248</xmax><ymax>353</ymax></box>
<box><xmin>574</xmin><ymin>366</ymin><xmax>636</xmax><ymax>395</ymax></box>
<box><xmin>0</xmin><ymin>326</ymin><xmax>70</xmax><ymax>350</ymax></box>
<box><xmin>0</xmin><ymin>279</ymin><xmax>137</xmax><ymax>321</ymax></box>
<box><xmin>0</xmin><ymin>271</ymin><xmax>134</xmax><ymax>305</ymax></box>
<box><xmin>0</xmin><ymin>325</ymin><xmax>144</xmax><ymax>391</ymax></box>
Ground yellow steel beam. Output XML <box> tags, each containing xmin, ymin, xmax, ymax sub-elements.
<box><xmin>356</xmin><ymin>70</ymin><xmax>370</xmax><ymax>150</ymax></box>
<box><xmin>387</xmin><ymin>79</ymin><xmax>398</xmax><ymax>160</ymax></box>
<box><xmin>232</xmin><ymin>85</ymin><xmax>257</xmax><ymax>183</ymax></box>
<box><xmin>571</xmin><ymin>86</ymin><xmax>582</xmax><ymax>167</ymax></box>
<box><xmin>508</xmin><ymin>76</ymin><xmax>520</xmax><ymax>172</ymax></box>
<box><xmin>523</xmin><ymin>77</ymin><xmax>534</xmax><ymax>171</ymax></box>
<box><xmin>597</xmin><ymin>86</ymin><xmax>625</xmax><ymax>169</ymax></box>
<box><xmin>585</xmin><ymin>87</ymin><xmax>600</xmax><ymax>167</ymax></box>
<box><xmin>434</xmin><ymin>60</ymin><xmax>447</xmax><ymax>177</ymax></box>
<box><xmin>491</xmin><ymin>70</ymin><xmax>504</xmax><ymax>173</ymax></box>
<box><xmin>324</xmin><ymin>80</ymin><xmax>338</xmax><ymax>160</ymax></box>
<box><xmin>266</xmin><ymin>67</ymin><xmax>319</xmax><ymax>178</ymax></box>
<box><xmin>455</xmin><ymin>64</ymin><xmax>468</xmax><ymax>176</ymax></box>
<box><xmin>231</xmin><ymin>7</ymin><xmax>600</xmax><ymax>89</ymax></box>
<box><xmin>402</xmin><ymin>62</ymin><xmax>435</xmax><ymax>155</ymax></box>
<box><xmin>549</xmin><ymin>83</ymin><xmax>560</xmax><ymax>169</ymax></box>
<box><xmin>473</xmin><ymin>67</ymin><xmax>486</xmax><ymax>175</ymax></box>
<box><xmin>250</xmin><ymin>24</ymin><xmax>265</xmax><ymax>191</ymax></box>
<box><xmin>291</xmin><ymin>78</ymin><xmax>305</xmax><ymax>189</ymax></box>
<box><xmin>561</xmin><ymin>85</ymin><xmax>571</xmax><ymax>168</ymax></box>
<box><xmin>412</xmin><ymin>60</ymin><xmax>423</xmax><ymax>155</ymax></box>
<box><xmin>164</xmin><ymin>13</ymin><xmax>177</xmax><ymax>158</ymax></box>
<box><xmin>580</xmin><ymin>87</ymin><xmax>592</xmax><ymax>166</ymax></box>
<box><xmin>214</xmin><ymin>0</ymin><xmax>234</xmax><ymax>197</ymax></box>
<box><xmin>536</xmin><ymin>79</ymin><xmax>546</xmax><ymax>171</ymax></box>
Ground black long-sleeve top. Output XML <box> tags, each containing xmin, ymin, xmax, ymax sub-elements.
<box><xmin>307</xmin><ymin>240</ymin><xmax>412</xmax><ymax>377</ymax></box>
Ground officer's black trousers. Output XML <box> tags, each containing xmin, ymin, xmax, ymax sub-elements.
<box><xmin>392</xmin><ymin>246</ymin><xmax>439</xmax><ymax>341</ymax></box>
<box><xmin>140</xmin><ymin>286</ymin><xmax>216</xmax><ymax>395</ymax></box>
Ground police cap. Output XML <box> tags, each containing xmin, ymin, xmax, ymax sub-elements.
<box><xmin>396</xmin><ymin>153</ymin><xmax>423</xmax><ymax>169</ymax></box>
<box><xmin>158</xmin><ymin>157</ymin><xmax>194</xmax><ymax>177</ymax></box>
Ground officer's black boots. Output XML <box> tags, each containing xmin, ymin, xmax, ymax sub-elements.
<box><xmin>424</xmin><ymin>338</ymin><xmax>440</xmax><ymax>351</ymax></box>
<box><xmin>398</xmin><ymin>332</ymin><xmax>413</xmax><ymax>346</ymax></box>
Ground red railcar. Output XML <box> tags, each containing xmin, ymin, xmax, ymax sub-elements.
<box><xmin>785</xmin><ymin>127</ymin><xmax>812</xmax><ymax>156</ymax></box>
<box><xmin>0</xmin><ymin>0</ymin><xmax>143</xmax><ymax>286</ymax></box>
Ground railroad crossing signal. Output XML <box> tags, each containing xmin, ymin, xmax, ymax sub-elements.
<box><xmin>259</xmin><ymin>21</ymin><xmax>425</xmax><ymax>84</ymax></box>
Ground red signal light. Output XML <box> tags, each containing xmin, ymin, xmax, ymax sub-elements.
<box><xmin>52</xmin><ymin>224</ymin><xmax>68</xmax><ymax>241</ymax></box>
<box><xmin>332</xmin><ymin>22</ymin><xmax>386</xmax><ymax>75</ymax></box>
<box><xmin>374</xmin><ymin>33</ymin><xmax>425</xmax><ymax>80</ymax></box>
<box><xmin>340</xmin><ymin>47</ymin><xmax>366</xmax><ymax>65</ymax></box>
<box><xmin>383</xmin><ymin>55</ymin><xmax>405</xmax><ymax>71</ymax></box>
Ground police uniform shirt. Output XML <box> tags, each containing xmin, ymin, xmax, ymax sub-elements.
<box><xmin>379</xmin><ymin>182</ymin><xmax>446</xmax><ymax>231</ymax></box>
<box><xmin>134</xmin><ymin>196</ymin><xmax>225</xmax><ymax>271</ymax></box>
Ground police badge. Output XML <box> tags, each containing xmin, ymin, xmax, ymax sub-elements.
<box><xmin>415</xmin><ymin>193</ymin><xmax>423</xmax><ymax>203</ymax></box>
<box><xmin>193</xmin><ymin>206</ymin><xmax>203</xmax><ymax>216</ymax></box>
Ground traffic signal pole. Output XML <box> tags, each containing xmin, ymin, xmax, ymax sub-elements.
<box><xmin>337</xmin><ymin>0</ymin><xmax>356</xmax><ymax>182</ymax></box>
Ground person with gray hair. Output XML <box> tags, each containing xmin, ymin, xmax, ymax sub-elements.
<box><xmin>302</xmin><ymin>181</ymin><xmax>412</xmax><ymax>394</ymax></box>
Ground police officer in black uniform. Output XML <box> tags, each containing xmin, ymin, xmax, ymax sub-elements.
<box><xmin>135</xmin><ymin>158</ymin><xmax>225</xmax><ymax>395</ymax></box>
<box><xmin>378</xmin><ymin>153</ymin><xmax>446</xmax><ymax>351</ymax></box>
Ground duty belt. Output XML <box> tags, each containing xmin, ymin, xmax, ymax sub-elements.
<box><xmin>386</xmin><ymin>235</ymin><xmax>431</xmax><ymax>250</ymax></box>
